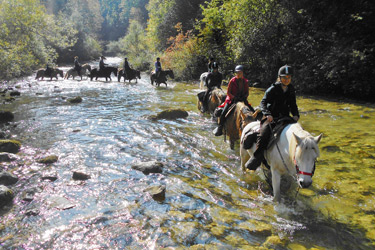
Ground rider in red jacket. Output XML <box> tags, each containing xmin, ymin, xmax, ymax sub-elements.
<box><xmin>213</xmin><ymin>65</ymin><xmax>253</xmax><ymax>136</ymax></box>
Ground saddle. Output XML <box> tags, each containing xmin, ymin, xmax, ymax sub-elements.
<box><xmin>242</xmin><ymin>116</ymin><xmax>296</xmax><ymax>150</ymax></box>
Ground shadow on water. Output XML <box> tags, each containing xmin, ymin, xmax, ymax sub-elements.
<box><xmin>0</xmin><ymin>58</ymin><xmax>374</xmax><ymax>249</ymax></box>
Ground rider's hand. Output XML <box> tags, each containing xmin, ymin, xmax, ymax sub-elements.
<box><xmin>293</xmin><ymin>116</ymin><xmax>299</xmax><ymax>122</ymax></box>
<box><xmin>267</xmin><ymin>115</ymin><xmax>273</xmax><ymax>122</ymax></box>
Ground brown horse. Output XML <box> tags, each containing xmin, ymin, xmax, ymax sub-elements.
<box><xmin>118</xmin><ymin>68</ymin><xmax>141</xmax><ymax>83</ymax></box>
<box><xmin>220</xmin><ymin>102</ymin><xmax>259</xmax><ymax>149</ymax></box>
<box><xmin>150</xmin><ymin>69</ymin><xmax>174</xmax><ymax>87</ymax></box>
<box><xmin>64</xmin><ymin>64</ymin><xmax>91</xmax><ymax>80</ymax></box>
<box><xmin>197</xmin><ymin>88</ymin><xmax>226</xmax><ymax>116</ymax></box>
<box><xmin>35</xmin><ymin>68</ymin><xmax>64</xmax><ymax>80</ymax></box>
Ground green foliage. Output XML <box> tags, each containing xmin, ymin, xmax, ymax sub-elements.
<box><xmin>107</xmin><ymin>20</ymin><xmax>151</xmax><ymax>70</ymax></box>
<box><xmin>196</xmin><ymin>0</ymin><xmax>375</xmax><ymax>101</ymax></box>
<box><xmin>163</xmin><ymin>23</ymin><xmax>203</xmax><ymax>81</ymax></box>
<box><xmin>0</xmin><ymin>0</ymin><xmax>77</xmax><ymax>80</ymax></box>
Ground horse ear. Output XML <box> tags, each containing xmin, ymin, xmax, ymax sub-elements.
<box><xmin>314</xmin><ymin>133</ymin><xmax>323</xmax><ymax>144</ymax></box>
<box><xmin>293</xmin><ymin>133</ymin><xmax>303</xmax><ymax>145</ymax></box>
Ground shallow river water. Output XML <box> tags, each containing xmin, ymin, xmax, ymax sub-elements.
<box><xmin>1</xmin><ymin>58</ymin><xmax>375</xmax><ymax>249</ymax></box>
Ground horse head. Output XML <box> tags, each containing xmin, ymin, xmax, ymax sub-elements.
<box><xmin>238</xmin><ymin>102</ymin><xmax>257</xmax><ymax>135</ymax></box>
<box><xmin>113</xmin><ymin>67</ymin><xmax>118</xmax><ymax>76</ymax></box>
<box><xmin>292</xmin><ymin>132</ymin><xmax>323</xmax><ymax>188</ymax></box>
<box><xmin>57</xmin><ymin>69</ymin><xmax>63</xmax><ymax>77</ymax></box>
<box><xmin>167</xmin><ymin>69</ymin><xmax>174</xmax><ymax>79</ymax></box>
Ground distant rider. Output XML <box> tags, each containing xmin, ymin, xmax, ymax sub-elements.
<box><xmin>74</xmin><ymin>56</ymin><xmax>81</xmax><ymax>77</ymax></box>
<box><xmin>207</xmin><ymin>57</ymin><xmax>214</xmax><ymax>73</ymax></box>
<box><xmin>123</xmin><ymin>57</ymin><xmax>131</xmax><ymax>79</ymax></box>
<box><xmin>213</xmin><ymin>65</ymin><xmax>254</xmax><ymax>136</ymax></box>
<box><xmin>45</xmin><ymin>63</ymin><xmax>52</xmax><ymax>77</ymax></box>
<box><xmin>201</xmin><ymin>62</ymin><xmax>222</xmax><ymax>112</ymax></box>
<box><xmin>245</xmin><ymin>65</ymin><xmax>300</xmax><ymax>171</ymax></box>
<box><xmin>155</xmin><ymin>57</ymin><xmax>162</xmax><ymax>79</ymax></box>
<box><xmin>99</xmin><ymin>56</ymin><xmax>107</xmax><ymax>71</ymax></box>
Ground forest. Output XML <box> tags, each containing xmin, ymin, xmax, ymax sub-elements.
<box><xmin>0</xmin><ymin>0</ymin><xmax>374</xmax><ymax>101</ymax></box>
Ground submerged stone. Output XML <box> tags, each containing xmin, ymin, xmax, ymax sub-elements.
<box><xmin>0</xmin><ymin>185</ymin><xmax>14</xmax><ymax>207</ymax></box>
<box><xmin>0</xmin><ymin>140</ymin><xmax>21</xmax><ymax>153</ymax></box>
<box><xmin>67</xmin><ymin>96</ymin><xmax>82</xmax><ymax>103</ymax></box>
<box><xmin>132</xmin><ymin>161</ymin><xmax>163</xmax><ymax>175</ymax></box>
<box><xmin>150</xmin><ymin>109</ymin><xmax>188</xmax><ymax>120</ymax></box>
<box><xmin>0</xmin><ymin>111</ymin><xmax>14</xmax><ymax>122</ymax></box>
<box><xmin>144</xmin><ymin>184</ymin><xmax>166</xmax><ymax>201</ymax></box>
<box><xmin>0</xmin><ymin>152</ymin><xmax>19</xmax><ymax>162</ymax></box>
<box><xmin>0</xmin><ymin>171</ymin><xmax>18</xmax><ymax>186</ymax></box>
<box><xmin>37</xmin><ymin>155</ymin><xmax>58</xmax><ymax>164</ymax></box>
<box><xmin>72</xmin><ymin>170</ymin><xmax>91</xmax><ymax>180</ymax></box>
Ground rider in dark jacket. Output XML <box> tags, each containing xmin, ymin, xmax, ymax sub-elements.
<box><xmin>155</xmin><ymin>57</ymin><xmax>162</xmax><ymax>79</ymax></box>
<box><xmin>201</xmin><ymin>62</ymin><xmax>222</xmax><ymax>112</ymax></box>
<box><xmin>245</xmin><ymin>65</ymin><xmax>300</xmax><ymax>171</ymax></box>
<box><xmin>74</xmin><ymin>56</ymin><xmax>81</xmax><ymax>77</ymax></box>
<box><xmin>123</xmin><ymin>57</ymin><xmax>131</xmax><ymax>78</ymax></box>
<box><xmin>45</xmin><ymin>63</ymin><xmax>52</xmax><ymax>77</ymax></box>
<box><xmin>99</xmin><ymin>56</ymin><xmax>107</xmax><ymax>71</ymax></box>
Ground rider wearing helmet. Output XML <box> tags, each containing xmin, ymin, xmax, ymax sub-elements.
<box><xmin>245</xmin><ymin>65</ymin><xmax>300</xmax><ymax>171</ymax></box>
<box><xmin>99</xmin><ymin>56</ymin><xmax>107</xmax><ymax>71</ymax></box>
<box><xmin>213</xmin><ymin>65</ymin><xmax>254</xmax><ymax>136</ymax></box>
<box><xmin>201</xmin><ymin>62</ymin><xmax>223</xmax><ymax>112</ymax></box>
<box><xmin>74</xmin><ymin>56</ymin><xmax>81</xmax><ymax>77</ymax></box>
<box><xmin>207</xmin><ymin>57</ymin><xmax>214</xmax><ymax>73</ymax></box>
<box><xmin>123</xmin><ymin>57</ymin><xmax>131</xmax><ymax>79</ymax></box>
<box><xmin>155</xmin><ymin>57</ymin><xmax>162</xmax><ymax>79</ymax></box>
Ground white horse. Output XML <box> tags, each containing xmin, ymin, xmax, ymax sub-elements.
<box><xmin>64</xmin><ymin>64</ymin><xmax>91</xmax><ymax>80</ymax></box>
<box><xmin>240</xmin><ymin>121</ymin><xmax>322</xmax><ymax>202</ymax></box>
<box><xmin>199</xmin><ymin>72</ymin><xmax>209</xmax><ymax>89</ymax></box>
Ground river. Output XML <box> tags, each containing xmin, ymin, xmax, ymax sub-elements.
<box><xmin>1</xmin><ymin>57</ymin><xmax>374</xmax><ymax>249</ymax></box>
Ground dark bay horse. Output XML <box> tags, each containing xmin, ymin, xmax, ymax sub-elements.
<box><xmin>220</xmin><ymin>102</ymin><xmax>260</xmax><ymax>150</ymax></box>
<box><xmin>197</xmin><ymin>88</ymin><xmax>226</xmax><ymax>117</ymax></box>
<box><xmin>150</xmin><ymin>69</ymin><xmax>174</xmax><ymax>87</ymax></box>
<box><xmin>35</xmin><ymin>68</ymin><xmax>64</xmax><ymax>80</ymax></box>
<box><xmin>90</xmin><ymin>67</ymin><xmax>118</xmax><ymax>81</ymax></box>
<box><xmin>118</xmin><ymin>68</ymin><xmax>141</xmax><ymax>83</ymax></box>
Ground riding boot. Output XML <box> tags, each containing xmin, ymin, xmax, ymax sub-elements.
<box><xmin>201</xmin><ymin>90</ymin><xmax>210</xmax><ymax>112</ymax></box>
<box><xmin>213</xmin><ymin>103</ymin><xmax>230</xmax><ymax>136</ymax></box>
<box><xmin>245</xmin><ymin>120</ymin><xmax>272</xmax><ymax>170</ymax></box>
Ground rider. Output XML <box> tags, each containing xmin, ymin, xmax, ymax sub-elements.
<box><xmin>123</xmin><ymin>57</ymin><xmax>131</xmax><ymax>78</ymax></box>
<box><xmin>74</xmin><ymin>56</ymin><xmax>81</xmax><ymax>77</ymax></box>
<box><xmin>201</xmin><ymin>62</ymin><xmax>222</xmax><ymax>112</ymax></box>
<box><xmin>207</xmin><ymin>57</ymin><xmax>214</xmax><ymax>72</ymax></box>
<box><xmin>155</xmin><ymin>57</ymin><xmax>162</xmax><ymax>79</ymax></box>
<box><xmin>213</xmin><ymin>65</ymin><xmax>254</xmax><ymax>136</ymax></box>
<box><xmin>45</xmin><ymin>63</ymin><xmax>52</xmax><ymax>77</ymax></box>
<box><xmin>99</xmin><ymin>56</ymin><xmax>107</xmax><ymax>71</ymax></box>
<box><xmin>245</xmin><ymin>65</ymin><xmax>300</xmax><ymax>171</ymax></box>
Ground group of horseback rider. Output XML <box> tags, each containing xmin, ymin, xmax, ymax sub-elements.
<box><xmin>45</xmin><ymin>55</ymin><xmax>135</xmax><ymax>79</ymax></box>
<box><xmin>203</xmin><ymin>60</ymin><xmax>299</xmax><ymax>172</ymax></box>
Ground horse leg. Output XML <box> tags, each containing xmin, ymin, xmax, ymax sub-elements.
<box><xmin>271</xmin><ymin>168</ymin><xmax>282</xmax><ymax>202</ymax></box>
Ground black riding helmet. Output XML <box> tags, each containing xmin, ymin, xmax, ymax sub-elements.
<box><xmin>278</xmin><ymin>65</ymin><xmax>293</xmax><ymax>76</ymax></box>
<box><xmin>235</xmin><ymin>65</ymin><xmax>244</xmax><ymax>72</ymax></box>
<box><xmin>212</xmin><ymin>62</ymin><xmax>219</xmax><ymax>69</ymax></box>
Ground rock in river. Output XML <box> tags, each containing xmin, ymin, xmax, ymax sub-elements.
<box><xmin>0</xmin><ymin>185</ymin><xmax>14</xmax><ymax>207</ymax></box>
<box><xmin>0</xmin><ymin>171</ymin><xmax>18</xmax><ymax>186</ymax></box>
<box><xmin>0</xmin><ymin>140</ymin><xmax>21</xmax><ymax>153</ymax></box>
<box><xmin>150</xmin><ymin>109</ymin><xmax>188</xmax><ymax>120</ymax></box>
<box><xmin>131</xmin><ymin>161</ymin><xmax>163</xmax><ymax>175</ymax></box>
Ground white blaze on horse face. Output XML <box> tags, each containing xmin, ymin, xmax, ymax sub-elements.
<box><xmin>295</xmin><ymin>137</ymin><xmax>320</xmax><ymax>188</ymax></box>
